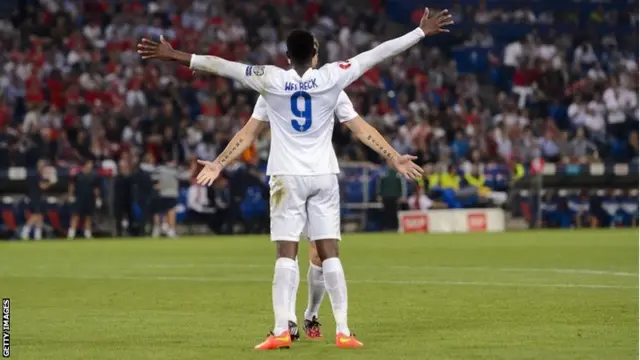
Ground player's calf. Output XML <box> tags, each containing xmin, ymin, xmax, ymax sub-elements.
<box><xmin>314</xmin><ymin>238</ymin><xmax>360</xmax><ymax>347</ymax></box>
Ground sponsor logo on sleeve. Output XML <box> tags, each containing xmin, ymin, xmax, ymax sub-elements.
<box><xmin>252</xmin><ymin>66</ymin><xmax>265</xmax><ymax>76</ymax></box>
<box><xmin>338</xmin><ymin>61</ymin><xmax>351</xmax><ymax>70</ymax></box>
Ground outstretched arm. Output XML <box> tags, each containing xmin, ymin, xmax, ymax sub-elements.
<box><xmin>334</xmin><ymin>8</ymin><xmax>453</xmax><ymax>88</ymax></box>
<box><xmin>343</xmin><ymin>117</ymin><xmax>423</xmax><ymax>180</ymax></box>
<box><xmin>137</xmin><ymin>36</ymin><xmax>270</xmax><ymax>92</ymax></box>
<box><xmin>196</xmin><ymin>118</ymin><xmax>267</xmax><ymax>186</ymax></box>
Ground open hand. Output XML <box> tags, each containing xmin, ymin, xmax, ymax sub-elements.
<box><xmin>196</xmin><ymin>160</ymin><xmax>223</xmax><ymax>186</ymax></box>
<box><xmin>137</xmin><ymin>36</ymin><xmax>175</xmax><ymax>61</ymax></box>
<box><xmin>419</xmin><ymin>8</ymin><xmax>454</xmax><ymax>36</ymax></box>
<box><xmin>391</xmin><ymin>154</ymin><xmax>424</xmax><ymax>180</ymax></box>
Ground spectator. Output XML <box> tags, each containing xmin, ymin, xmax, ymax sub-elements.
<box><xmin>570</xmin><ymin>127</ymin><xmax>599</xmax><ymax>163</ymax></box>
<box><xmin>603</xmin><ymin>77</ymin><xmax>636</xmax><ymax>138</ymax></box>
<box><xmin>186</xmin><ymin>178</ymin><xmax>216</xmax><ymax>231</ymax></box>
<box><xmin>568</xmin><ymin>95</ymin><xmax>589</xmax><ymax>128</ymax></box>
<box><xmin>151</xmin><ymin>159</ymin><xmax>179</xmax><ymax>238</ymax></box>
<box><xmin>407</xmin><ymin>185</ymin><xmax>446</xmax><ymax>210</ymax></box>
<box><xmin>376</xmin><ymin>167</ymin><xmax>406</xmax><ymax>230</ymax></box>
<box><xmin>68</xmin><ymin>158</ymin><xmax>101</xmax><ymax>239</ymax></box>
<box><xmin>21</xmin><ymin>160</ymin><xmax>52</xmax><ymax>240</ymax></box>
<box><xmin>113</xmin><ymin>157</ymin><xmax>135</xmax><ymax>237</ymax></box>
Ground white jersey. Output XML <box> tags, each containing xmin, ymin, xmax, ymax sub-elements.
<box><xmin>251</xmin><ymin>91</ymin><xmax>358</xmax><ymax>175</ymax></box>
<box><xmin>190</xmin><ymin>27</ymin><xmax>425</xmax><ymax>175</ymax></box>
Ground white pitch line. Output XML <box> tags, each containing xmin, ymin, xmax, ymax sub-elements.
<box><xmin>4</xmin><ymin>274</ymin><xmax>637</xmax><ymax>290</ymax></box>
<box><xmin>136</xmin><ymin>263</ymin><xmax>638</xmax><ymax>278</ymax></box>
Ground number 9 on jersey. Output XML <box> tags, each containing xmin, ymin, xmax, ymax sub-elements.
<box><xmin>290</xmin><ymin>91</ymin><xmax>312</xmax><ymax>132</ymax></box>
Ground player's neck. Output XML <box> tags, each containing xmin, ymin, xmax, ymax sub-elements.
<box><xmin>291</xmin><ymin>63</ymin><xmax>312</xmax><ymax>77</ymax></box>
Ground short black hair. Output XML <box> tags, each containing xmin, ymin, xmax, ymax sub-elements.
<box><xmin>286</xmin><ymin>29</ymin><xmax>316</xmax><ymax>65</ymax></box>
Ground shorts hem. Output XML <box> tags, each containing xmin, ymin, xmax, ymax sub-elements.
<box><xmin>270</xmin><ymin>236</ymin><xmax>300</xmax><ymax>242</ymax></box>
<box><xmin>308</xmin><ymin>234</ymin><xmax>341</xmax><ymax>241</ymax></box>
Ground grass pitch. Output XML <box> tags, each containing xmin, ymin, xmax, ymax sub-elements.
<box><xmin>0</xmin><ymin>229</ymin><xmax>637</xmax><ymax>360</ymax></box>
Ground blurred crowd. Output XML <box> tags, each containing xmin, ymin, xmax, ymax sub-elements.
<box><xmin>0</xmin><ymin>0</ymin><xmax>636</xmax><ymax>174</ymax></box>
<box><xmin>0</xmin><ymin>0</ymin><xmax>635</xmax><ymax>238</ymax></box>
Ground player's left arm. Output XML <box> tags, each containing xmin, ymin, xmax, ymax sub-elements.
<box><xmin>137</xmin><ymin>36</ymin><xmax>272</xmax><ymax>92</ymax></box>
<box><xmin>343</xmin><ymin>116</ymin><xmax>398</xmax><ymax>164</ymax></box>
<box><xmin>330</xmin><ymin>8</ymin><xmax>453</xmax><ymax>88</ymax></box>
<box><xmin>339</xmin><ymin>95</ymin><xmax>422</xmax><ymax>180</ymax></box>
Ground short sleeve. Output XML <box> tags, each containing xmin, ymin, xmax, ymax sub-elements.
<box><xmin>335</xmin><ymin>91</ymin><xmax>358</xmax><ymax>123</ymax></box>
<box><xmin>251</xmin><ymin>96</ymin><xmax>269</xmax><ymax>122</ymax></box>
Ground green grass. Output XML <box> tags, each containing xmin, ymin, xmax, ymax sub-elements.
<box><xmin>0</xmin><ymin>229</ymin><xmax>637</xmax><ymax>360</ymax></box>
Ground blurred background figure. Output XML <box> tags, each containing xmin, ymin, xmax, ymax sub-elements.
<box><xmin>21</xmin><ymin>160</ymin><xmax>52</xmax><ymax>240</ymax></box>
<box><xmin>152</xmin><ymin>157</ymin><xmax>179</xmax><ymax>238</ymax></box>
<box><xmin>133</xmin><ymin>153</ymin><xmax>157</xmax><ymax>236</ymax></box>
<box><xmin>211</xmin><ymin>176</ymin><xmax>233</xmax><ymax>234</ymax></box>
<box><xmin>67</xmin><ymin>159</ymin><xmax>101</xmax><ymax>239</ymax></box>
<box><xmin>407</xmin><ymin>185</ymin><xmax>446</xmax><ymax>211</ymax></box>
<box><xmin>186</xmin><ymin>176</ymin><xmax>215</xmax><ymax>231</ymax></box>
<box><xmin>113</xmin><ymin>157</ymin><xmax>134</xmax><ymax>237</ymax></box>
<box><xmin>376</xmin><ymin>167</ymin><xmax>406</xmax><ymax>230</ymax></box>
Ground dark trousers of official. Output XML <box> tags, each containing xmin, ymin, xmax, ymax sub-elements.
<box><xmin>114</xmin><ymin>202</ymin><xmax>135</xmax><ymax>237</ymax></box>
<box><xmin>213</xmin><ymin>208</ymin><xmax>232</xmax><ymax>234</ymax></box>
<box><xmin>381</xmin><ymin>196</ymin><xmax>399</xmax><ymax>230</ymax></box>
<box><xmin>186</xmin><ymin>210</ymin><xmax>216</xmax><ymax>232</ymax></box>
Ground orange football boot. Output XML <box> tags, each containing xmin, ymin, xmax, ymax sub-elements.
<box><xmin>335</xmin><ymin>332</ymin><xmax>363</xmax><ymax>348</ymax></box>
<box><xmin>254</xmin><ymin>331</ymin><xmax>292</xmax><ymax>350</ymax></box>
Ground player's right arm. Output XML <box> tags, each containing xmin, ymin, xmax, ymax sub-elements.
<box><xmin>196</xmin><ymin>97</ymin><xmax>269</xmax><ymax>186</ymax></box>
<box><xmin>137</xmin><ymin>36</ymin><xmax>273</xmax><ymax>93</ymax></box>
<box><xmin>329</xmin><ymin>8</ymin><xmax>453</xmax><ymax>88</ymax></box>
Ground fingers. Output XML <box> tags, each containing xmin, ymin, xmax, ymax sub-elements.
<box><xmin>404</xmin><ymin>154</ymin><xmax>418</xmax><ymax>160</ymax></box>
<box><xmin>140</xmin><ymin>38</ymin><xmax>159</xmax><ymax>46</ymax></box>
<box><xmin>402</xmin><ymin>169</ymin><xmax>422</xmax><ymax>180</ymax></box>
<box><xmin>137</xmin><ymin>43</ymin><xmax>157</xmax><ymax>51</ymax></box>
<box><xmin>436</xmin><ymin>9</ymin><xmax>454</xmax><ymax>29</ymax></box>
<box><xmin>197</xmin><ymin>160</ymin><xmax>214</xmax><ymax>166</ymax></box>
<box><xmin>423</xmin><ymin>7</ymin><xmax>430</xmax><ymax>18</ymax></box>
<box><xmin>160</xmin><ymin>35</ymin><xmax>168</xmax><ymax>44</ymax></box>
<box><xmin>196</xmin><ymin>172</ymin><xmax>217</xmax><ymax>186</ymax></box>
<box><xmin>137</xmin><ymin>39</ymin><xmax>160</xmax><ymax>58</ymax></box>
<box><xmin>137</xmin><ymin>42</ymin><xmax>158</xmax><ymax>58</ymax></box>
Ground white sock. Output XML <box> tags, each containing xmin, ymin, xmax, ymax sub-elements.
<box><xmin>304</xmin><ymin>263</ymin><xmax>325</xmax><ymax>321</ymax></box>
<box><xmin>84</xmin><ymin>229</ymin><xmax>92</xmax><ymax>238</ymax></box>
<box><xmin>34</xmin><ymin>227</ymin><xmax>42</xmax><ymax>240</ymax></box>
<box><xmin>272</xmin><ymin>257</ymin><xmax>297</xmax><ymax>335</ymax></box>
<box><xmin>289</xmin><ymin>258</ymin><xmax>299</xmax><ymax>324</ymax></box>
<box><xmin>67</xmin><ymin>228</ymin><xmax>76</xmax><ymax>239</ymax></box>
<box><xmin>322</xmin><ymin>257</ymin><xmax>350</xmax><ymax>336</ymax></box>
<box><xmin>167</xmin><ymin>228</ymin><xmax>176</xmax><ymax>238</ymax></box>
<box><xmin>21</xmin><ymin>226</ymin><xmax>31</xmax><ymax>239</ymax></box>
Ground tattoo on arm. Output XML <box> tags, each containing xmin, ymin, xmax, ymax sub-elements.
<box><xmin>366</xmin><ymin>134</ymin><xmax>395</xmax><ymax>162</ymax></box>
<box><xmin>219</xmin><ymin>138</ymin><xmax>244</xmax><ymax>166</ymax></box>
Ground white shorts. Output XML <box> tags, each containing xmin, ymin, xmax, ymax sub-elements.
<box><xmin>269</xmin><ymin>174</ymin><xmax>341</xmax><ymax>242</ymax></box>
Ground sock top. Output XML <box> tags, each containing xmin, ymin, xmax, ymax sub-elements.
<box><xmin>275</xmin><ymin>257</ymin><xmax>298</xmax><ymax>270</ymax></box>
<box><xmin>322</xmin><ymin>257</ymin><xmax>343</xmax><ymax>272</ymax></box>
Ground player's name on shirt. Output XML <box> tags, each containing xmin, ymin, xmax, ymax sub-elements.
<box><xmin>284</xmin><ymin>79</ymin><xmax>318</xmax><ymax>92</ymax></box>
